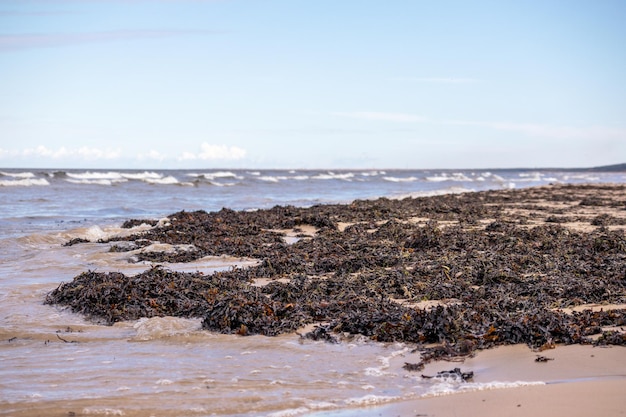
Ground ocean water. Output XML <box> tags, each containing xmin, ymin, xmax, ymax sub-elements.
<box><xmin>1</xmin><ymin>168</ymin><xmax>624</xmax><ymax>416</ymax></box>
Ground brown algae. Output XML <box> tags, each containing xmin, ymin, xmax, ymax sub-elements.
<box><xmin>46</xmin><ymin>184</ymin><xmax>626</xmax><ymax>366</ymax></box>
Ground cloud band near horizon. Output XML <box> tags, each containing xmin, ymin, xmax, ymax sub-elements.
<box><xmin>333</xmin><ymin>112</ymin><xmax>626</xmax><ymax>140</ymax></box>
<box><xmin>0</xmin><ymin>143</ymin><xmax>247</xmax><ymax>163</ymax></box>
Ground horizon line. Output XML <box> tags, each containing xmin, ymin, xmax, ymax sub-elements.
<box><xmin>1</xmin><ymin>163</ymin><xmax>625</xmax><ymax>172</ymax></box>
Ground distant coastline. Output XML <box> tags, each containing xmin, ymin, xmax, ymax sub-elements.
<box><xmin>580</xmin><ymin>162</ymin><xmax>626</xmax><ymax>172</ymax></box>
<box><xmin>493</xmin><ymin>162</ymin><xmax>626</xmax><ymax>173</ymax></box>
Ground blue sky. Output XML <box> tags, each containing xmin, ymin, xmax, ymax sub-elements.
<box><xmin>0</xmin><ymin>0</ymin><xmax>625</xmax><ymax>169</ymax></box>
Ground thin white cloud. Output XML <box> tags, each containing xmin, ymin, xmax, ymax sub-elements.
<box><xmin>333</xmin><ymin>112</ymin><xmax>426</xmax><ymax>123</ymax></box>
<box><xmin>75</xmin><ymin>146</ymin><xmax>122</xmax><ymax>159</ymax></box>
<box><xmin>0</xmin><ymin>29</ymin><xmax>217</xmax><ymax>52</ymax></box>
<box><xmin>0</xmin><ymin>143</ymin><xmax>248</xmax><ymax>163</ymax></box>
<box><xmin>392</xmin><ymin>77</ymin><xmax>480</xmax><ymax>84</ymax></box>
<box><xmin>0</xmin><ymin>145</ymin><xmax>121</xmax><ymax>159</ymax></box>
<box><xmin>178</xmin><ymin>143</ymin><xmax>247</xmax><ymax>161</ymax></box>
<box><xmin>448</xmin><ymin>120</ymin><xmax>626</xmax><ymax>140</ymax></box>
<box><xmin>179</xmin><ymin>151</ymin><xmax>197</xmax><ymax>160</ymax></box>
<box><xmin>8</xmin><ymin>0</ymin><xmax>226</xmax><ymax>2</ymax></box>
<box><xmin>0</xmin><ymin>10</ymin><xmax>74</xmax><ymax>17</ymax></box>
<box><xmin>331</xmin><ymin>110</ymin><xmax>625</xmax><ymax>142</ymax></box>
<box><xmin>137</xmin><ymin>149</ymin><xmax>167</xmax><ymax>161</ymax></box>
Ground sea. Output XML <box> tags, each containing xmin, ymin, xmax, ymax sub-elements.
<box><xmin>1</xmin><ymin>168</ymin><xmax>625</xmax><ymax>417</ymax></box>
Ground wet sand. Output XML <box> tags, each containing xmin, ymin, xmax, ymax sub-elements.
<box><xmin>309</xmin><ymin>344</ymin><xmax>626</xmax><ymax>417</ymax></box>
<box><xmin>358</xmin><ymin>379</ymin><xmax>626</xmax><ymax>417</ymax></box>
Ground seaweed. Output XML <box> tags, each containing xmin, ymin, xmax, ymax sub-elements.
<box><xmin>47</xmin><ymin>184</ymin><xmax>626</xmax><ymax>366</ymax></box>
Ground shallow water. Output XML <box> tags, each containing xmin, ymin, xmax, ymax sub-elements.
<box><xmin>0</xmin><ymin>224</ymin><xmax>424</xmax><ymax>416</ymax></box>
<box><xmin>1</xmin><ymin>168</ymin><xmax>625</xmax><ymax>416</ymax></box>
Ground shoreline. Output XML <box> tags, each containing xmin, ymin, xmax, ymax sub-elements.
<box><xmin>325</xmin><ymin>379</ymin><xmax>626</xmax><ymax>417</ymax></box>
<box><xmin>306</xmin><ymin>343</ymin><xmax>626</xmax><ymax>417</ymax></box>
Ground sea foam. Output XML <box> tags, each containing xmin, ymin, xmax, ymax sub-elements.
<box><xmin>383</xmin><ymin>175</ymin><xmax>418</xmax><ymax>182</ymax></box>
<box><xmin>0</xmin><ymin>178</ymin><xmax>49</xmax><ymax>187</ymax></box>
<box><xmin>344</xmin><ymin>394</ymin><xmax>400</xmax><ymax>405</ymax></box>
<box><xmin>312</xmin><ymin>172</ymin><xmax>355</xmax><ymax>181</ymax></box>
<box><xmin>422</xmin><ymin>380</ymin><xmax>546</xmax><ymax>398</ymax></box>
<box><xmin>132</xmin><ymin>316</ymin><xmax>203</xmax><ymax>341</ymax></box>
<box><xmin>0</xmin><ymin>171</ymin><xmax>36</xmax><ymax>178</ymax></box>
<box><xmin>81</xmin><ymin>408</ymin><xmax>125</xmax><ymax>416</ymax></box>
<box><xmin>426</xmin><ymin>172</ymin><xmax>474</xmax><ymax>182</ymax></box>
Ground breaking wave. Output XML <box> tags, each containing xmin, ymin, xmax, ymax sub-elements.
<box><xmin>0</xmin><ymin>178</ymin><xmax>49</xmax><ymax>187</ymax></box>
<box><xmin>0</xmin><ymin>169</ymin><xmax>623</xmax><ymax>196</ymax></box>
<box><xmin>0</xmin><ymin>171</ymin><xmax>36</xmax><ymax>178</ymax></box>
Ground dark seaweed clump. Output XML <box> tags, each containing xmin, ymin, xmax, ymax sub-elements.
<box><xmin>46</xmin><ymin>184</ymin><xmax>626</xmax><ymax>365</ymax></box>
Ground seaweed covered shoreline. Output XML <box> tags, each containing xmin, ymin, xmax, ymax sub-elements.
<box><xmin>47</xmin><ymin>184</ymin><xmax>626</xmax><ymax>366</ymax></box>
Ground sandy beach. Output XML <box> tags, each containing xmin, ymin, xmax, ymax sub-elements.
<box><xmin>309</xmin><ymin>344</ymin><xmax>626</xmax><ymax>417</ymax></box>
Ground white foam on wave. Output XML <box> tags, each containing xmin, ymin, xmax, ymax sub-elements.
<box><xmin>312</xmin><ymin>172</ymin><xmax>355</xmax><ymax>181</ymax></box>
<box><xmin>155</xmin><ymin>378</ymin><xmax>174</xmax><ymax>385</ymax></box>
<box><xmin>360</xmin><ymin>170</ymin><xmax>385</xmax><ymax>177</ymax></box>
<box><xmin>422</xmin><ymin>380</ymin><xmax>545</xmax><ymax>398</ymax></box>
<box><xmin>383</xmin><ymin>176</ymin><xmax>417</xmax><ymax>182</ymax></box>
<box><xmin>66</xmin><ymin>178</ymin><xmax>127</xmax><ymax>186</ymax></box>
<box><xmin>81</xmin><ymin>408</ymin><xmax>125</xmax><ymax>416</ymax></box>
<box><xmin>266</xmin><ymin>407</ymin><xmax>311</xmax><ymax>417</ymax></box>
<box><xmin>364</xmin><ymin>346</ymin><xmax>409</xmax><ymax>377</ymax></box>
<box><xmin>258</xmin><ymin>176</ymin><xmax>282</xmax><ymax>183</ymax></box>
<box><xmin>0</xmin><ymin>178</ymin><xmax>49</xmax><ymax>187</ymax></box>
<box><xmin>364</xmin><ymin>367</ymin><xmax>387</xmax><ymax>377</ymax></box>
<box><xmin>65</xmin><ymin>171</ymin><xmax>151</xmax><ymax>185</ymax></box>
<box><xmin>127</xmin><ymin>171</ymin><xmax>193</xmax><ymax>185</ymax></box>
<box><xmin>345</xmin><ymin>394</ymin><xmax>400</xmax><ymax>406</ymax></box>
<box><xmin>308</xmin><ymin>401</ymin><xmax>338</xmax><ymax>411</ymax></box>
<box><xmin>0</xmin><ymin>171</ymin><xmax>36</xmax><ymax>178</ymax></box>
<box><xmin>67</xmin><ymin>171</ymin><xmax>124</xmax><ymax>180</ymax></box>
<box><xmin>394</xmin><ymin>186</ymin><xmax>474</xmax><ymax>199</ymax></box>
<box><xmin>67</xmin><ymin>171</ymin><xmax>161</xmax><ymax>180</ymax></box>
<box><xmin>266</xmin><ymin>401</ymin><xmax>338</xmax><ymax>417</ymax></box>
<box><xmin>132</xmin><ymin>316</ymin><xmax>203</xmax><ymax>341</ymax></box>
<box><xmin>188</xmin><ymin>171</ymin><xmax>242</xmax><ymax>181</ymax></box>
<box><xmin>144</xmin><ymin>175</ymin><xmax>183</xmax><ymax>185</ymax></box>
<box><xmin>67</xmin><ymin>222</ymin><xmax>156</xmax><ymax>243</ymax></box>
<box><xmin>83</xmin><ymin>225</ymin><xmax>109</xmax><ymax>241</ymax></box>
<box><xmin>563</xmin><ymin>174</ymin><xmax>601</xmax><ymax>181</ymax></box>
<box><xmin>426</xmin><ymin>172</ymin><xmax>473</xmax><ymax>182</ymax></box>
<box><xmin>64</xmin><ymin>171</ymin><xmax>192</xmax><ymax>185</ymax></box>
<box><xmin>516</xmin><ymin>172</ymin><xmax>559</xmax><ymax>183</ymax></box>
<box><xmin>120</xmin><ymin>171</ymin><xmax>162</xmax><ymax>180</ymax></box>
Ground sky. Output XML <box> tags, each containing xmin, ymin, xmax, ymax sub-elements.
<box><xmin>0</xmin><ymin>0</ymin><xmax>625</xmax><ymax>170</ymax></box>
